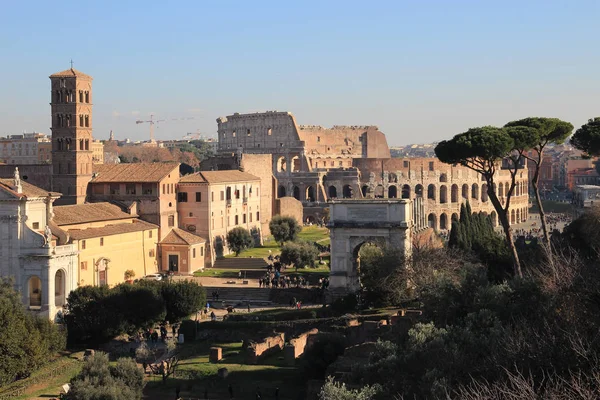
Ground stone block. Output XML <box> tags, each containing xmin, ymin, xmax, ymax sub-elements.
<box><xmin>209</xmin><ymin>347</ymin><xmax>222</xmax><ymax>363</ymax></box>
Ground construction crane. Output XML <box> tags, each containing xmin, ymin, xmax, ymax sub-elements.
<box><xmin>135</xmin><ymin>114</ymin><xmax>195</xmax><ymax>142</ymax></box>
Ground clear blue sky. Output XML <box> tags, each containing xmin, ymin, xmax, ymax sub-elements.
<box><xmin>1</xmin><ymin>0</ymin><xmax>599</xmax><ymax>145</ymax></box>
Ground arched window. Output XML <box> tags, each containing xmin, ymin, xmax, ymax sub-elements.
<box><xmin>329</xmin><ymin>186</ymin><xmax>337</xmax><ymax>198</ymax></box>
<box><xmin>306</xmin><ymin>186</ymin><xmax>315</xmax><ymax>202</ymax></box>
<box><xmin>415</xmin><ymin>184</ymin><xmax>423</xmax><ymax>198</ymax></box>
<box><xmin>388</xmin><ymin>185</ymin><xmax>397</xmax><ymax>198</ymax></box>
<box><xmin>427</xmin><ymin>213</ymin><xmax>437</xmax><ymax>229</ymax></box>
<box><xmin>402</xmin><ymin>184</ymin><xmax>410</xmax><ymax>199</ymax></box>
<box><xmin>472</xmin><ymin>184</ymin><xmax>479</xmax><ymax>200</ymax></box>
<box><xmin>440</xmin><ymin>213</ymin><xmax>448</xmax><ymax>230</ymax></box>
<box><xmin>439</xmin><ymin>173</ymin><xmax>448</xmax><ymax>182</ymax></box>
<box><xmin>481</xmin><ymin>184</ymin><xmax>488</xmax><ymax>202</ymax></box>
<box><xmin>293</xmin><ymin>186</ymin><xmax>300</xmax><ymax>200</ymax></box>
<box><xmin>427</xmin><ymin>184</ymin><xmax>436</xmax><ymax>200</ymax></box>
<box><xmin>277</xmin><ymin>185</ymin><xmax>286</xmax><ymax>198</ymax></box>
<box><xmin>440</xmin><ymin>185</ymin><xmax>447</xmax><ymax>203</ymax></box>
<box><xmin>451</xmin><ymin>184</ymin><xmax>458</xmax><ymax>202</ymax></box>
<box><xmin>343</xmin><ymin>185</ymin><xmax>353</xmax><ymax>198</ymax></box>
<box><xmin>361</xmin><ymin>185</ymin><xmax>369</xmax><ymax>197</ymax></box>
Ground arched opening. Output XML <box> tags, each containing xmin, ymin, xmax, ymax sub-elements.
<box><xmin>361</xmin><ymin>185</ymin><xmax>369</xmax><ymax>198</ymax></box>
<box><xmin>462</xmin><ymin>184</ymin><xmax>469</xmax><ymax>199</ymax></box>
<box><xmin>55</xmin><ymin>270</ymin><xmax>66</xmax><ymax>307</ymax></box>
<box><xmin>343</xmin><ymin>185</ymin><xmax>353</xmax><ymax>198</ymax></box>
<box><xmin>490</xmin><ymin>211</ymin><xmax>497</xmax><ymax>227</ymax></box>
<box><xmin>451</xmin><ymin>213</ymin><xmax>459</xmax><ymax>222</ymax></box>
<box><xmin>402</xmin><ymin>184</ymin><xmax>410</xmax><ymax>199</ymax></box>
<box><xmin>504</xmin><ymin>183</ymin><xmax>509</xmax><ymax>197</ymax></box>
<box><xmin>352</xmin><ymin>241</ymin><xmax>385</xmax><ymax>280</ymax></box>
<box><xmin>277</xmin><ymin>185</ymin><xmax>286</xmax><ymax>198</ymax></box>
<box><xmin>440</xmin><ymin>185</ymin><xmax>448</xmax><ymax>203</ymax></box>
<box><xmin>291</xmin><ymin>156</ymin><xmax>300</xmax><ymax>172</ymax></box>
<box><xmin>440</xmin><ymin>213</ymin><xmax>448</xmax><ymax>230</ymax></box>
<box><xmin>415</xmin><ymin>184</ymin><xmax>423</xmax><ymax>198</ymax></box>
<box><xmin>28</xmin><ymin>276</ymin><xmax>42</xmax><ymax>308</ymax></box>
<box><xmin>277</xmin><ymin>156</ymin><xmax>287</xmax><ymax>173</ymax></box>
<box><xmin>427</xmin><ymin>184</ymin><xmax>436</xmax><ymax>200</ymax></box>
<box><xmin>481</xmin><ymin>184</ymin><xmax>489</xmax><ymax>202</ymax></box>
<box><xmin>388</xmin><ymin>172</ymin><xmax>398</xmax><ymax>183</ymax></box>
<box><xmin>472</xmin><ymin>184</ymin><xmax>479</xmax><ymax>200</ymax></box>
<box><xmin>293</xmin><ymin>186</ymin><xmax>300</xmax><ymax>200</ymax></box>
<box><xmin>388</xmin><ymin>185</ymin><xmax>397</xmax><ymax>198</ymax></box>
<box><xmin>427</xmin><ymin>213</ymin><xmax>437</xmax><ymax>229</ymax></box>
<box><xmin>329</xmin><ymin>185</ymin><xmax>337</xmax><ymax>199</ymax></box>
<box><xmin>374</xmin><ymin>185</ymin><xmax>384</xmax><ymax>198</ymax></box>
<box><xmin>451</xmin><ymin>184</ymin><xmax>458</xmax><ymax>203</ymax></box>
<box><xmin>498</xmin><ymin>182</ymin><xmax>504</xmax><ymax>197</ymax></box>
<box><xmin>511</xmin><ymin>209</ymin><xmax>516</xmax><ymax>225</ymax></box>
<box><xmin>516</xmin><ymin>209</ymin><xmax>521</xmax><ymax>223</ymax></box>
<box><xmin>306</xmin><ymin>186</ymin><xmax>315</xmax><ymax>202</ymax></box>
<box><xmin>439</xmin><ymin>173</ymin><xmax>448</xmax><ymax>182</ymax></box>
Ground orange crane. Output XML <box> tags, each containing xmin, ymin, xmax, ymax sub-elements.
<box><xmin>135</xmin><ymin>114</ymin><xmax>195</xmax><ymax>142</ymax></box>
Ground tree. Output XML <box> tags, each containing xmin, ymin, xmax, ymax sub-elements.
<box><xmin>226</xmin><ymin>227</ymin><xmax>254</xmax><ymax>256</ymax></box>
<box><xmin>160</xmin><ymin>280</ymin><xmax>206</xmax><ymax>323</ymax></box>
<box><xmin>269</xmin><ymin>215</ymin><xmax>302</xmax><ymax>244</ymax></box>
<box><xmin>358</xmin><ymin>244</ymin><xmax>408</xmax><ymax>306</ymax></box>
<box><xmin>571</xmin><ymin>117</ymin><xmax>600</xmax><ymax>157</ymax></box>
<box><xmin>319</xmin><ymin>377</ymin><xmax>381</xmax><ymax>400</ymax></box>
<box><xmin>504</xmin><ymin>117</ymin><xmax>574</xmax><ymax>248</ymax></box>
<box><xmin>280</xmin><ymin>241</ymin><xmax>319</xmax><ymax>270</ymax></box>
<box><xmin>66</xmin><ymin>353</ymin><xmax>143</xmax><ymax>400</ymax></box>
<box><xmin>435</xmin><ymin>126</ymin><xmax>525</xmax><ymax>276</ymax></box>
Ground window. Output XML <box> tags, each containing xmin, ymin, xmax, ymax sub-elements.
<box><xmin>243</xmin><ymin>214</ymin><xmax>247</xmax><ymax>223</ymax></box>
<box><xmin>212</xmin><ymin>219</ymin><xmax>214</xmax><ymax>229</ymax></box>
<box><xmin>168</xmin><ymin>215</ymin><xmax>175</xmax><ymax>227</ymax></box>
<box><xmin>189</xmin><ymin>212</ymin><xmax>193</xmax><ymax>217</ymax></box>
<box><xmin>256</xmin><ymin>211</ymin><xmax>260</xmax><ymax>221</ymax></box>
<box><xmin>79</xmin><ymin>91</ymin><xmax>83</xmax><ymax>102</ymax></box>
<box><xmin>126</xmin><ymin>183</ymin><xmax>136</xmax><ymax>195</ymax></box>
<box><xmin>81</xmin><ymin>240</ymin><xmax>86</xmax><ymax>250</ymax></box>
<box><xmin>317</xmin><ymin>136</ymin><xmax>321</xmax><ymax>142</ymax></box>
<box><xmin>81</xmin><ymin>261</ymin><xmax>87</xmax><ymax>270</ymax></box>
<box><xmin>211</xmin><ymin>191</ymin><xmax>214</xmax><ymax>201</ymax></box>
<box><xmin>85</xmin><ymin>92</ymin><xmax>89</xmax><ymax>103</ymax></box>
<box><xmin>142</xmin><ymin>183</ymin><xmax>154</xmax><ymax>195</ymax></box>
<box><xmin>280</xmin><ymin>143</ymin><xmax>284</xmax><ymax>147</ymax></box>
<box><xmin>162</xmin><ymin>184</ymin><xmax>166</xmax><ymax>194</ymax></box>
<box><xmin>110</xmin><ymin>184</ymin><xmax>120</xmax><ymax>195</ymax></box>
<box><xmin>220</xmin><ymin>191</ymin><xmax>224</xmax><ymax>201</ymax></box>
<box><xmin>32</xmin><ymin>222</ymin><xmax>40</xmax><ymax>229</ymax></box>
<box><xmin>247</xmin><ymin>129</ymin><xmax>251</xmax><ymax>136</ymax></box>
<box><xmin>196</xmin><ymin>192</ymin><xmax>201</xmax><ymax>202</ymax></box>
<box><xmin>149</xmin><ymin>230</ymin><xmax>153</xmax><ymax>238</ymax></box>
<box><xmin>429</xmin><ymin>161</ymin><xmax>434</xmax><ymax>171</ymax></box>
<box><xmin>201</xmin><ymin>247</ymin><xmax>204</xmax><ymax>256</ymax></box>
<box><xmin>404</xmin><ymin>160</ymin><xmax>409</xmax><ymax>168</ymax></box>
<box><xmin>267</xmin><ymin>128</ymin><xmax>272</xmax><ymax>135</ymax></box>
<box><xmin>149</xmin><ymin>249</ymin><xmax>155</xmax><ymax>257</ymax></box>
<box><xmin>178</xmin><ymin>192</ymin><xmax>188</xmax><ymax>202</ymax></box>
<box><xmin>250</xmin><ymin>213</ymin><xmax>253</xmax><ymax>222</ymax></box>
<box><xmin>100</xmin><ymin>238</ymin><xmax>104</xmax><ymax>246</ymax></box>
<box><xmin>235</xmin><ymin>215</ymin><xmax>239</xmax><ymax>225</ymax></box>
<box><xmin>193</xmin><ymin>248</ymin><xmax>196</xmax><ymax>258</ymax></box>
<box><xmin>232</xmin><ymin>131</ymin><xmax>236</xmax><ymax>137</ymax></box>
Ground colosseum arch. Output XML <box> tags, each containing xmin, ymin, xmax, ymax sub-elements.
<box><xmin>293</xmin><ymin>186</ymin><xmax>300</xmax><ymax>200</ymax></box>
<box><xmin>472</xmin><ymin>184</ymin><xmax>479</xmax><ymax>200</ymax></box>
<box><xmin>388</xmin><ymin>185</ymin><xmax>398</xmax><ymax>198</ymax></box>
<box><xmin>343</xmin><ymin>185</ymin><xmax>353</xmax><ymax>199</ymax></box>
<box><xmin>306</xmin><ymin>186</ymin><xmax>316</xmax><ymax>202</ymax></box>
<box><xmin>462</xmin><ymin>184</ymin><xmax>469</xmax><ymax>200</ymax></box>
<box><xmin>415</xmin><ymin>184</ymin><xmax>423</xmax><ymax>198</ymax></box>
<box><xmin>427</xmin><ymin>184</ymin><xmax>436</xmax><ymax>200</ymax></box>
<box><xmin>290</xmin><ymin>155</ymin><xmax>301</xmax><ymax>172</ymax></box>
<box><xmin>329</xmin><ymin>185</ymin><xmax>338</xmax><ymax>199</ymax></box>
<box><xmin>451</xmin><ymin>212</ymin><xmax>459</xmax><ymax>222</ymax></box>
<box><xmin>374</xmin><ymin>185</ymin><xmax>384</xmax><ymax>198</ymax></box>
<box><xmin>451</xmin><ymin>184</ymin><xmax>459</xmax><ymax>203</ymax></box>
<box><xmin>278</xmin><ymin>185</ymin><xmax>286</xmax><ymax>198</ymax></box>
<box><xmin>511</xmin><ymin>209</ymin><xmax>516</xmax><ymax>225</ymax></box>
<box><xmin>490</xmin><ymin>211</ymin><xmax>498</xmax><ymax>227</ymax></box>
<box><xmin>427</xmin><ymin>213</ymin><xmax>437</xmax><ymax>229</ymax></box>
<box><xmin>481</xmin><ymin>184</ymin><xmax>489</xmax><ymax>202</ymax></box>
<box><xmin>440</xmin><ymin>185</ymin><xmax>448</xmax><ymax>203</ymax></box>
<box><xmin>498</xmin><ymin>182</ymin><xmax>504</xmax><ymax>197</ymax></box>
<box><xmin>361</xmin><ymin>185</ymin><xmax>369</xmax><ymax>197</ymax></box>
<box><xmin>388</xmin><ymin>172</ymin><xmax>398</xmax><ymax>183</ymax></box>
<box><xmin>440</xmin><ymin>173</ymin><xmax>448</xmax><ymax>182</ymax></box>
<box><xmin>402</xmin><ymin>184</ymin><xmax>410</xmax><ymax>199</ymax></box>
<box><xmin>276</xmin><ymin>156</ymin><xmax>287</xmax><ymax>173</ymax></box>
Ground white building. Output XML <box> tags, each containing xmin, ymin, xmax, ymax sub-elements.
<box><xmin>0</xmin><ymin>168</ymin><xmax>78</xmax><ymax>320</ymax></box>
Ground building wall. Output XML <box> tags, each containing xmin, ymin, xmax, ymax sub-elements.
<box><xmin>76</xmin><ymin>227</ymin><xmax>158</xmax><ymax>287</ymax></box>
<box><xmin>240</xmin><ymin>153</ymin><xmax>275</xmax><ymax>233</ymax></box>
<box><xmin>0</xmin><ymin>165</ymin><xmax>52</xmax><ymax>191</ymax></box>
<box><xmin>91</xmin><ymin>141</ymin><xmax>104</xmax><ymax>164</ymax></box>
<box><xmin>274</xmin><ymin>197</ymin><xmax>304</xmax><ymax>224</ymax></box>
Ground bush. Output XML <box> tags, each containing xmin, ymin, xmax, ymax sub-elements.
<box><xmin>226</xmin><ymin>226</ymin><xmax>254</xmax><ymax>256</ymax></box>
<box><xmin>302</xmin><ymin>333</ymin><xmax>347</xmax><ymax>379</ymax></box>
<box><xmin>280</xmin><ymin>241</ymin><xmax>319</xmax><ymax>270</ymax></box>
<box><xmin>269</xmin><ymin>215</ymin><xmax>302</xmax><ymax>244</ymax></box>
<box><xmin>178</xmin><ymin>319</ymin><xmax>199</xmax><ymax>341</ymax></box>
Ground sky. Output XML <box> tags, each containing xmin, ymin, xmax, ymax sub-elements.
<box><xmin>1</xmin><ymin>0</ymin><xmax>599</xmax><ymax>146</ymax></box>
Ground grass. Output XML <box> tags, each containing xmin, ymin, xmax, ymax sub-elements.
<box><xmin>297</xmin><ymin>225</ymin><xmax>330</xmax><ymax>242</ymax></box>
<box><xmin>224</xmin><ymin>241</ymin><xmax>280</xmax><ymax>259</ymax></box>
<box><xmin>529</xmin><ymin>201</ymin><xmax>575</xmax><ymax>214</ymax></box>
<box><xmin>193</xmin><ymin>268</ymin><xmax>240</xmax><ymax>278</ymax></box>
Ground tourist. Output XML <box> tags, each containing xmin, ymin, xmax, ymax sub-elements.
<box><xmin>228</xmin><ymin>384</ymin><xmax>234</xmax><ymax>399</ymax></box>
<box><xmin>210</xmin><ymin>311</ymin><xmax>216</xmax><ymax>321</ymax></box>
<box><xmin>247</xmin><ymin>302</ymin><xmax>251</xmax><ymax>313</ymax></box>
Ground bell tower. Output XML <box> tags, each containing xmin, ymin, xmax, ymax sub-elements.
<box><xmin>49</xmin><ymin>66</ymin><xmax>93</xmax><ymax>205</ymax></box>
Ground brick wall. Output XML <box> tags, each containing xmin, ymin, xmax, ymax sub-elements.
<box><xmin>274</xmin><ymin>197</ymin><xmax>304</xmax><ymax>225</ymax></box>
<box><xmin>0</xmin><ymin>164</ymin><xmax>52</xmax><ymax>191</ymax></box>
<box><xmin>240</xmin><ymin>154</ymin><xmax>274</xmax><ymax>234</ymax></box>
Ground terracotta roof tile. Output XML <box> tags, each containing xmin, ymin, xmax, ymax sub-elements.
<box><xmin>160</xmin><ymin>228</ymin><xmax>206</xmax><ymax>245</ymax></box>
<box><xmin>67</xmin><ymin>220</ymin><xmax>158</xmax><ymax>240</ymax></box>
<box><xmin>91</xmin><ymin>163</ymin><xmax>179</xmax><ymax>183</ymax></box>
<box><xmin>181</xmin><ymin>170</ymin><xmax>259</xmax><ymax>184</ymax></box>
<box><xmin>49</xmin><ymin>68</ymin><xmax>93</xmax><ymax>80</ymax></box>
<box><xmin>53</xmin><ymin>202</ymin><xmax>134</xmax><ymax>226</ymax></box>
<box><xmin>0</xmin><ymin>179</ymin><xmax>58</xmax><ymax>198</ymax></box>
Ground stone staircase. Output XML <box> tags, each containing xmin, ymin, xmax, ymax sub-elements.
<box><xmin>204</xmin><ymin>286</ymin><xmax>272</xmax><ymax>305</ymax></box>
<box><xmin>213</xmin><ymin>257</ymin><xmax>268</xmax><ymax>269</ymax></box>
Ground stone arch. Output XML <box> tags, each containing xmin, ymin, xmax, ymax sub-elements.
<box><xmin>415</xmin><ymin>184</ymin><xmax>423</xmax><ymax>198</ymax></box>
<box><xmin>511</xmin><ymin>209</ymin><xmax>516</xmax><ymax>225</ymax></box>
<box><xmin>427</xmin><ymin>184</ymin><xmax>436</xmax><ymax>200</ymax></box>
<box><xmin>490</xmin><ymin>211</ymin><xmax>497</xmax><ymax>227</ymax></box>
<box><xmin>276</xmin><ymin>156</ymin><xmax>287</xmax><ymax>173</ymax></box>
<box><xmin>55</xmin><ymin>269</ymin><xmax>66</xmax><ymax>307</ymax></box>
<box><xmin>388</xmin><ymin>185</ymin><xmax>397</xmax><ymax>198</ymax></box>
<box><xmin>374</xmin><ymin>185</ymin><xmax>384</xmax><ymax>198</ymax></box>
<box><xmin>361</xmin><ymin>185</ymin><xmax>369</xmax><ymax>197</ymax></box>
<box><xmin>451</xmin><ymin>184</ymin><xmax>459</xmax><ymax>203</ymax></box>
<box><xmin>306</xmin><ymin>185</ymin><xmax>315</xmax><ymax>202</ymax></box>
<box><xmin>343</xmin><ymin>185</ymin><xmax>353</xmax><ymax>199</ymax></box>
<box><xmin>440</xmin><ymin>213</ymin><xmax>448</xmax><ymax>230</ymax></box>
<box><xmin>504</xmin><ymin>183</ymin><xmax>509</xmax><ymax>197</ymax></box>
<box><xmin>290</xmin><ymin>155</ymin><xmax>300</xmax><ymax>172</ymax></box>
<box><xmin>388</xmin><ymin>172</ymin><xmax>398</xmax><ymax>183</ymax></box>
<box><xmin>28</xmin><ymin>275</ymin><xmax>42</xmax><ymax>308</ymax></box>
<box><xmin>440</xmin><ymin>185</ymin><xmax>448</xmax><ymax>203</ymax></box>
<box><xmin>277</xmin><ymin>185</ymin><xmax>286</xmax><ymax>198</ymax></box>
<box><xmin>451</xmin><ymin>212</ymin><xmax>459</xmax><ymax>222</ymax></box>
<box><xmin>402</xmin><ymin>184</ymin><xmax>410</xmax><ymax>199</ymax></box>
<box><xmin>472</xmin><ymin>184</ymin><xmax>479</xmax><ymax>200</ymax></box>
<box><xmin>481</xmin><ymin>184</ymin><xmax>489</xmax><ymax>202</ymax></box>
<box><xmin>329</xmin><ymin>185</ymin><xmax>338</xmax><ymax>199</ymax></box>
<box><xmin>498</xmin><ymin>182</ymin><xmax>504</xmax><ymax>197</ymax></box>
<box><xmin>427</xmin><ymin>213</ymin><xmax>437</xmax><ymax>229</ymax></box>
<box><xmin>293</xmin><ymin>186</ymin><xmax>300</xmax><ymax>200</ymax></box>
<box><xmin>516</xmin><ymin>208</ymin><xmax>521</xmax><ymax>223</ymax></box>
<box><xmin>440</xmin><ymin>173</ymin><xmax>448</xmax><ymax>182</ymax></box>
<box><xmin>462</xmin><ymin>184</ymin><xmax>469</xmax><ymax>199</ymax></box>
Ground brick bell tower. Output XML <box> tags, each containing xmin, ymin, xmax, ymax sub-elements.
<box><xmin>49</xmin><ymin>65</ymin><xmax>93</xmax><ymax>205</ymax></box>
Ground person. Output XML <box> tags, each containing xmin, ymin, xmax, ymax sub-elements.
<box><xmin>247</xmin><ymin>302</ymin><xmax>251</xmax><ymax>313</ymax></box>
<box><xmin>228</xmin><ymin>384</ymin><xmax>234</xmax><ymax>399</ymax></box>
<box><xmin>210</xmin><ymin>311</ymin><xmax>216</xmax><ymax>321</ymax></box>
<box><xmin>238</xmin><ymin>271</ymin><xmax>242</xmax><ymax>279</ymax></box>
<box><xmin>255</xmin><ymin>386</ymin><xmax>262</xmax><ymax>399</ymax></box>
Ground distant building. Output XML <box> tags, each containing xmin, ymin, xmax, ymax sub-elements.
<box><xmin>0</xmin><ymin>133</ymin><xmax>51</xmax><ymax>165</ymax></box>
<box><xmin>91</xmin><ymin>140</ymin><xmax>104</xmax><ymax>164</ymax></box>
<box><xmin>573</xmin><ymin>185</ymin><xmax>600</xmax><ymax>208</ymax></box>
<box><xmin>568</xmin><ymin>168</ymin><xmax>600</xmax><ymax>191</ymax></box>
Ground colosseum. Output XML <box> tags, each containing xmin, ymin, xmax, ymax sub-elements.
<box><xmin>208</xmin><ymin>111</ymin><xmax>529</xmax><ymax>229</ymax></box>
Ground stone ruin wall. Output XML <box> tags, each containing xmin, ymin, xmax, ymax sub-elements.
<box><xmin>274</xmin><ymin>196</ymin><xmax>304</xmax><ymax>224</ymax></box>
<box><xmin>243</xmin><ymin>332</ymin><xmax>285</xmax><ymax>364</ymax></box>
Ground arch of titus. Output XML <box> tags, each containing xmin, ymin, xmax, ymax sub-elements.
<box><xmin>328</xmin><ymin>199</ymin><xmax>414</xmax><ymax>297</ymax></box>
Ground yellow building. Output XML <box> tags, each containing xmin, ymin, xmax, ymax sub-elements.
<box><xmin>52</xmin><ymin>202</ymin><xmax>159</xmax><ymax>287</ymax></box>
<box><xmin>91</xmin><ymin>140</ymin><xmax>104</xmax><ymax>164</ymax></box>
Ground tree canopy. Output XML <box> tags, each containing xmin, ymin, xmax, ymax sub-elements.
<box><xmin>280</xmin><ymin>241</ymin><xmax>319</xmax><ymax>270</ymax></box>
<box><xmin>571</xmin><ymin>117</ymin><xmax>600</xmax><ymax>156</ymax></box>
<box><xmin>226</xmin><ymin>227</ymin><xmax>254</xmax><ymax>256</ymax></box>
<box><xmin>269</xmin><ymin>215</ymin><xmax>302</xmax><ymax>244</ymax></box>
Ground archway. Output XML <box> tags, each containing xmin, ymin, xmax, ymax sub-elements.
<box><xmin>402</xmin><ymin>184</ymin><xmax>410</xmax><ymax>199</ymax></box>
<box><xmin>472</xmin><ymin>184</ymin><xmax>479</xmax><ymax>200</ymax></box>
<box><xmin>329</xmin><ymin>185</ymin><xmax>338</xmax><ymax>199</ymax></box>
<box><xmin>516</xmin><ymin>209</ymin><xmax>521</xmax><ymax>223</ymax></box>
<box><xmin>440</xmin><ymin>185</ymin><xmax>448</xmax><ymax>204</ymax></box>
<box><xmin>290</xmin><ymin>155</ymin><xmax>300</xmax><ymax>172</ymax></box>
<box><xmin>490</xmin><ymin>211</ymin><xmax>497</xmax><ymax>227</ymax></box>
<box><xmin>415</xmin><ymin>184</ymin><xmax>423</xmax><ymax>198</ymax></box>
<box><xmin>427</xmin><ymin>213</ymin><xmax>437</xmax><ymax>229</ymax></box>
<box><xmin>293</xmin><ymin>186</ymin><xmax>300</xmax><ymax>200</ymax></box>
<box><xmin>276</xmin><ymin>156</ymin><xmax>287</xmax><ymax>173</ymax></box>
<box><xmin>343</xmin><ymin>185</ymin><xmax>353</xmax><ymax>199</ymax></box>
<box><xmin>306</xmin><ymin>186</ymin><xmax>315</xmax><ymax>202</ymax></box>
<box><xmin>440</xmin><ymin>213</ymin><xmax>448</xmax><ymax>230</ymax></box>
<box><xmin>277</xmin><ymin>185</ymin><xmax>286</xmax><ymax>198</ymax></box>
<box><xmin>440</xmin><ymin>173</ymin><xmax>448</xmax><ymax>182</ymax></box>
<box><xmin>374</xmin><ymin>185</ymin><xmax>384</xmax><ymax>198</ymax></box>
<box><xmin>361</xmin><ymin>185</ymin><xmax>369</xmax><ymax>198</ymax></box>
<box><xmin>481</xmin><ymin>184</ymin><xmax>488</xmax><ymax>202</ymax></box>
<box><xmin>55</xmin><ymin>270</ymin><xmax>66</xmax><ymax>307</ymax></box>
<box><xmin>504</xmin><ymin>183</ymin><xmax>509</xmax><ymax>197</ymax></box>
<box><xmin>498</xmin><ymin>183</ymin><xmax>504</xmax><ymax>197</ymax></box>
<box><xmin>462</xmin><ymin>184</ymin><xmax>469</xmax><ymax>199</ymax></box>
<box><xmin>388</xmin><ymin>172</ymin><xmax>398</xmax><ymax>183</ymax></box>
<box><xmin>28</xmin><ymin>276</ymin><xmax>42</xmax><ymax>308</ymax></box>
<box><xmin>388</xmin><ymin>185</ymin><xmax>397</xmax><ymax>198</ymax></box>
<box><xmin>427</xmin><ymin>184</ymin><xmax>436</xmax><ymax>200</ymax></box>
<box><xmin>511</xmin><ymin>209</ymin><xmax>516</xmax><ymax>225</ymax></box>
<box><xmin>451</xmin><ymin>184</ymin><xmax>458</xmax><ymax>203</ymax></box>
<box><xmin>451</xmin><ymin>213</ymin><xmax>459</xmax><ymax>222</ymax></box>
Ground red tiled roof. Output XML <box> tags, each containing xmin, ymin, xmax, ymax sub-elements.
<box><xmin>91</xmin><ymin>163</ymin><xmax>179</xmax><ymax>183</ymax></box>
<box><xmin>67</xmin><ymin>220</ymin><xmax>158</xmax><ymax>240</ymax></box>
<box><xmin>160</xmin><ymin>228</ymin><xmax>205</xmax><ymax>245</ymax></box>
<box><xmin>53</xmin><ymin>202</ymin><xmax>134</xmax><ymax>226</ymax></box>
<box><xmin>0</xmin><ymin>178</ymin><xmax>58</xmax><ymax>198</ymax></box>
<box><xmin>49</xmin><ymin>68</ymin><xmax>93</xmax><ymax>80</ymax></box>
<box><xmin>180</xmin><ymin>170</ymin><xmax>259</xmax><ymax>184</ymax></box>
